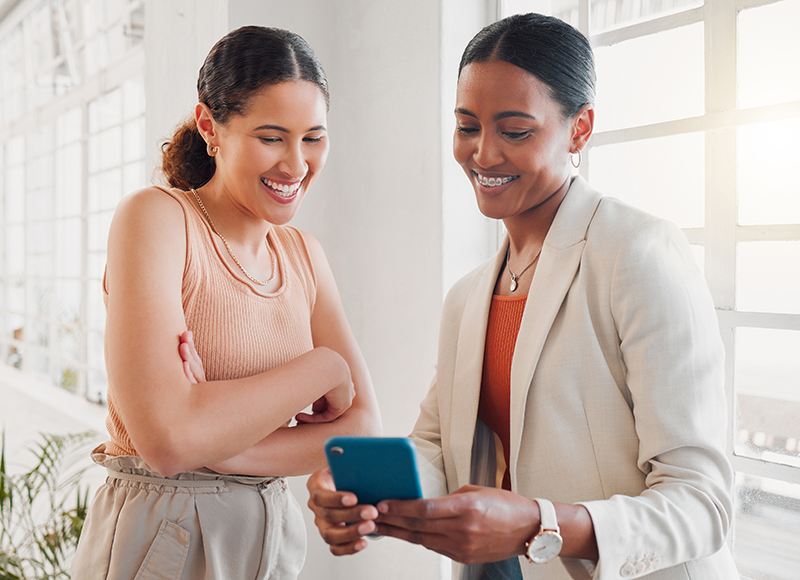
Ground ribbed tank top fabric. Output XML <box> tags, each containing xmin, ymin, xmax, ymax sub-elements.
<box><xmin>478</xmin><ymin>294</ymin><xmax>527</xmax><ymax>491</ymax></box>
<box><xmin>103</xmin><ymin>187</ymin><xmax>317</xmax><ymax>458</ymax></box>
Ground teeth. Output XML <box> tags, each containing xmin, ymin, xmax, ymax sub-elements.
<box><xmin>262</xmin><ymin>178</ymin><xmax>302</xmax><ymax>197</ymax></box>
<box><xmin>476</xmin><ymin>173</ymin><xmax>517</xmax><ymax>187</ymax></box>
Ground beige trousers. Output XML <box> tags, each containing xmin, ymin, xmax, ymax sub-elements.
<box><xmin>71</xmin><ymin>445</ymin><xmax>306</xmax><ymax>580</ymax></box>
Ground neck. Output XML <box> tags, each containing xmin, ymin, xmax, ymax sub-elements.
<box><xmin>195</xmin><ymin>179</ymin><xmax>272</xmax><ymax>249</ymax></box>
<box><xmin>503</xmin><ymin>174</ymin><xmax>571</xmax><ymax>256</ymax></box>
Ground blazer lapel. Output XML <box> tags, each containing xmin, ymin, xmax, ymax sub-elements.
<box><xmin>448</xmin><ymin>247</ymin><xmax>507</xmax><ymax>488</ymax></box>
<box><xmin>508</xmin><ymin>177</ymin><xmax>603</xmax><ymax>484</ymax></box>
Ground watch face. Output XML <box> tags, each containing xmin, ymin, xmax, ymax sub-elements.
<box><xmin>528</xmin><ymin>531</ymin><xmax>563</xmax><ymax>563</ymax></box>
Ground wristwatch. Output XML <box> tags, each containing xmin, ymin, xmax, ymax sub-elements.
<box><xmin>525</xmin><ymin>498</ymin><xmax>563</xmax><ymax>564</ymax></box>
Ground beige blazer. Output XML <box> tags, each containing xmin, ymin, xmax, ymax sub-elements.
<box><xmin>411</xmin><ymin>177</ymin><xmax>739</xmax><ymax>580</ymax></box>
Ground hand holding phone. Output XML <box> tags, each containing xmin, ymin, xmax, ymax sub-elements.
<box><xmin>324</xmin><ymin>436</ymin><xmax>423</xmax><ymax>505</ymax></box>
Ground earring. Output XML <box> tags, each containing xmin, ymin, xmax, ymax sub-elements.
<box><xmin>570</xmin><ymin>149</ymin><xmax>582</xmax><ymax>168</ymax></box>
<box><xmin>207</xmin><ymin>143</ymin><xmax>219</xmax><ymax>157</ymax></box>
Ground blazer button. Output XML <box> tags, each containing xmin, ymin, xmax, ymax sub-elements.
<box><xmin>620</xmin><ymin>562</ymin><xmax>636</xmax><ymax>577</ymax></box>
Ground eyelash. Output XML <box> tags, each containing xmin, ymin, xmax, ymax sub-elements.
<box><xmin>260</xmin><ymin>136</ymin><xmax>324</xmax><ymax>144</ymax></box>
<box><xmin>503</xmin><ymin>131</ymin><xmax>530</xmax><ymax>140</ymax></box>
<box><xmin>457</xmin><ymin>127</ymin><xmax>531</xmax><ymax>141</ymax></box>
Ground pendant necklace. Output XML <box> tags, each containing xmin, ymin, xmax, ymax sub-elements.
<box><xmin>506</xmin><ymin>245</ymin><xmax>542</xmax><ymax>292</ymax></box>
<box><xmin>191</xmin><ymin>188</ymin><xmax>276</xmax><ymax>286</ymax></box>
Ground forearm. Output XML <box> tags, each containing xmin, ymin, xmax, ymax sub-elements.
<box><xmin>118</xmin><ymin>347</ymin><xmax>350</xmax><ymax>476</ymax></box>
<box><xmin>209</xmin><ymin>403</ymin><xmax>382</xmax><ymax>476</ymax></box>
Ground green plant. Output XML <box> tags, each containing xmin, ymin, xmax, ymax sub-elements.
<box><xmin>0</xmin><ymin>431</ymin><xmax>96</xmax><ymax>580</ymax></box>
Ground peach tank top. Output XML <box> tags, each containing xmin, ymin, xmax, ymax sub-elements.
<box><xmin>103</xmin><ymin>187</ymin><xmax>317</xmax><ymax>457</ymax></box>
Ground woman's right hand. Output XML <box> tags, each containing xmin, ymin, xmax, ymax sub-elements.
<box><xmin>295</xmin><ymin>347</ymin><xmax>355</xmax><ymax>424</ymax></box>
<box><xmin>307</xmin><ymin>467</ymin><xmax>379</xmax><ymax>555</ymax></box>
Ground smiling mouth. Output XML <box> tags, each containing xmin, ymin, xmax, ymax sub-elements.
<box><xmin>475</xmin><ymin>172</ymin><xmax>518</xmax><ymax>187</ymax></box>
<box><xmin>261</xmin><ymin>177</ymin><xmax>302</xmax><ymax>197</ymax></box>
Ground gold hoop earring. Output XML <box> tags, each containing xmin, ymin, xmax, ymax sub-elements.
<box><xmin>207</xmin><ymin>143</ymin><xmax>219</xmax><ymax>157</ymax></box>
<box><xmin>570</xmin><ymin>149</ymin><xmax>581</xmax><ymax>168</ymax></box>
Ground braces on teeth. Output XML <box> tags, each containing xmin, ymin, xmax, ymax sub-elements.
<box><xmin>477</xmin><ymin>174</ymin><xmax>516</xmax><ymax>187</ymax></box>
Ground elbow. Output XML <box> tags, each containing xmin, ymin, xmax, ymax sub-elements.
<box><xmin>133</xmin><ymin>430</ymin><xmax>194</xmax><ymax>477</ymax></box>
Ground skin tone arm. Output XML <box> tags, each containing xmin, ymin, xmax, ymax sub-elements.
<box><xmin>306</xmin><ymin>470</ymin><xmax>597</xmax><ymax>562</ymax></box>
<box><xmin>105</xmin><ymin>188</ymin><xmax>356</xmax><ymax>477</ymax></box>
<box><xmin>185</xmin><ymin>232</ymin><xmax>383</xmax><ymax>477</ymax></box>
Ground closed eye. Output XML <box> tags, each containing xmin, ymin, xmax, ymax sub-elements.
<box><xmin>457</xmin><ymin>126</ymin><xmax>479</xmax><ymax>134</ymax></box>
<box><xmin>503</xmin><ymin>131</ymin><xmax>530</xmax><ymax>140</ymax></box>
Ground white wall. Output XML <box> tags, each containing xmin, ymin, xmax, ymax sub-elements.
<box><xmin>144</xmin><ymin>1</ymin><xmax>493</xmax><ymax>578</ymax></box>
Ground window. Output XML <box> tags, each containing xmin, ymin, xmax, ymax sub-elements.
<box><xmin>0</xmin><ymin>0</ymin><xmax>145</xmax><ymax>403</ymax></box>
<box><xmin>500</xmin><ymin>1</ymin><xmax>800</xmax><ymax>578</ymax></box>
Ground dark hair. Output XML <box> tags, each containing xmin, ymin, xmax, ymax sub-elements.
<box><xmin>459</xmin><ymin>13</ymin><xmax>595</xmax><ymax>119</ymax></box>
<box><xmin>161</xmin><ymin>26</ymin><xmax>329</xmax><ymax>190</ymax></box>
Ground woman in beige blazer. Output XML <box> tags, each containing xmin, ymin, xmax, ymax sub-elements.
<box><xmin>307</xmin><ymin>13</ymin><xmax>739</xmax><ymax>580</ymax></box>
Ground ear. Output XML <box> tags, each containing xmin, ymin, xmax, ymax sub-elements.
<box><xmin>570</xmin><ymin>105</ymin><xmax>594</xmax><ymax>153</ymax></box>
<box><xmin>195</xmin><ymin>103</ymin><xmax>216</xmax><ymax>143</ymax></box>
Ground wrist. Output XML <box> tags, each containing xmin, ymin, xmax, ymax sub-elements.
<box><xmin>525</xmin><ymin>498</ymin><xmax>563</xmax><ymax>564</ymax></box>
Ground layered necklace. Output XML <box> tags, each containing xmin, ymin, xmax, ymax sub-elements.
<box><xmin>506</xmin><ymin>246</ymin><xmax>542</xmax><ymax>292</ymax></box>
<box><xmin>191</xmin><ymin>188</ymin><xmax>276</xmax><ymax>286</ymax></box>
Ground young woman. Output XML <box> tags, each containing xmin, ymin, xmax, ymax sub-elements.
<box><xmin>72</xmin><ymin>26</ymin><xmax>381</xmax><ymax>580</ymax></box>
<box><xmin>306</xmin><ymin>13</ymin><xmax>738</xmax><ymax>580</ymax></box>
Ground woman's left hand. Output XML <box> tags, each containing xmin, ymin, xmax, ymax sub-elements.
<box><xmin>179</xmin><ymin>330</ymin><xmax>206</xmax><ymax>383</ymax></box>
<box><xmin>374</xmin><ymin>485</ymin><xmax>539</xmax><ymax>564</ymax></box>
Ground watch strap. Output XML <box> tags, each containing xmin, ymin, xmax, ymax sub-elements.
<box><xmin>534</xmin><ymin>498</ymin><xmax>559</xmax><ymax>532</ymax></box>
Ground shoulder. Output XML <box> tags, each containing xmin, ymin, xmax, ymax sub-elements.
<box><xmin>113</xmin><ymin>186</ymin><xmax>187</xmax><ymax>229</ymax></box>
<box><xmin>108</xmin><ymin>187</ymin><xmax>188</xmax><ymax>266</ymax></box>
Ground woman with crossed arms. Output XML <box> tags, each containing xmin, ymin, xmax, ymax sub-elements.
<box><xmin>305</xmin><ymin>13</ymin><xmax>738</xmax><ymax>580</ymax></box>
<box><xmin>73</xmin><ymin>26</ymin><xmax>380</xmax><ymax>580</ymax></box>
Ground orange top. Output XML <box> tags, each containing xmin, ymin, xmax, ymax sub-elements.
<box><xmin>102</xmin><ymin>187</ymin><xmax>317</xmax><ymax>457</ymax></box>
<box><xmin>478</xmin><ymin>294</ymin><xmax>527</xmax><ymax>490</ymax></box>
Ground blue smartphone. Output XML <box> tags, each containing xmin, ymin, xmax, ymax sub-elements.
<box><xmin>324</xmin><ymin>436</ymin><xmax>423</xmax><ymax>505</ymax></box>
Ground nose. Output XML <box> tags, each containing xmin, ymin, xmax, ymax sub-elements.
<box><xmin>474</xmin><ymin>131</ymin><xmax>504</xmax><ymax>169</ymax></box>
<box><xmin>278</xmin><ymin>140</ymin><xmax>308</xmax><ymax>178</ymax></box>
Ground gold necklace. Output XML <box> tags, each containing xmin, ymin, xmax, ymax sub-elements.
<box><xmin>191</xmin><ymin>188</ymin><xmax>276</xmax><ymax>286</ymax></box>
<box><xmin>506</xmin><ymin>245</ymin><xmax>542</xmax><ymax>292</ymax></box>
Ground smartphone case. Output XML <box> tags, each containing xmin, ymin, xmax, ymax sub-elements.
<box><xmin>324</xmin><ymin>436</ymin><xmax>423</xmax><ymax>505</ymax></box>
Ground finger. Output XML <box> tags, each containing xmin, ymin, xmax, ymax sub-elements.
<box><xmin>182</xmin><ymin>360</ymin><xmax>197</xmax><ymax>384</ymax></box>
<box><xmin>377</xmin><ymin>497</ymin><xmax>461</xmax><ymax>519</ymax></box>
<box><xmin>179</xmin><ymin>340</ymin><xmax>206</xmax><ymax>382</ymax></box>
<box><xmin>295</xmin><ymin>411</ymin><xmax>336</xmax><ymax>424</ymax></box>
<box><xmin>373</xmin><ymin>524</ymin><xmax>467</xmax><ymax>563</ymax></box>
<box><xmin>182</xmin><ymin>331</ymin><xmax>207</xmax><ymax>381</ymax></box>
<box><xmin>318</xmin><ymin>518</ymin><xmax>377</xmax><ymax>547</ymax></box>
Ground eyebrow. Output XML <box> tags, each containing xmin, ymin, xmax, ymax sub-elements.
<box><xmin>455</xmin><ymin>108</ymin><xmax>537</xmax><ymax>121</ymax></box>
<box><xmin>254</xmin><ymin>124</ymin><xmax>327</xmax><ymax>133</ymax></box>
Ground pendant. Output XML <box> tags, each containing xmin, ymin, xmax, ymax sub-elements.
<box><xmin>510</xmin><ymin>275</ymin><xmax>518</xmax><ymax>292</ymax></box>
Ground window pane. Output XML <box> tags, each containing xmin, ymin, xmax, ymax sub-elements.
<box><xmin>739</xmin><ymin>0</ymin><xmax>800</xmax><ymax>109</ymax></box>
<box><xmin>594</xmin><ymin>23</ymin><xmax>704</xmax><ymax>131</ymax></box>
<box><xmin>122</xmin><ymin>77</ymin><xmax>145</xmax><ymax>120</ymax></box>
<box><xmin>588</xmin><ymin>132</ymin><xmax>704</xmax><ymax>228</ymax></box>
<box><xmin>56</xmin><ymin>218</ymin><xmax>82</xmax><ymax>279</ymax></box>
<box><xmin>590</xmin><ymin>0</ymin><xmax>702</xmax><ymax>34</ymax></box>
<box><xmin>55</xmin><ymin>107</ymin><xmax>82</xmax><ymax>147</ymax></box>
<box><xmin>734</xmin><ymin>327</ymin><xmax>800</xmax><ymax>468</ymax></box>
<box><xmin>55</xmin><ymin>142</ymin><xmax>82</xmax><ymax>218</ymax></box>
<box><xmin>737</xmin><ymin>242</ymin><xmax>800</xmax><ymax>315</ymax></box>
<box><xmin>738</xmin><ymin>118</ymin><xmax>800</xmax><ymax>226</ymax></box>
<box><xmin>734</xmin><ymin>472</ymin><xmax>800</xmax><ymax>580</ymax></box>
